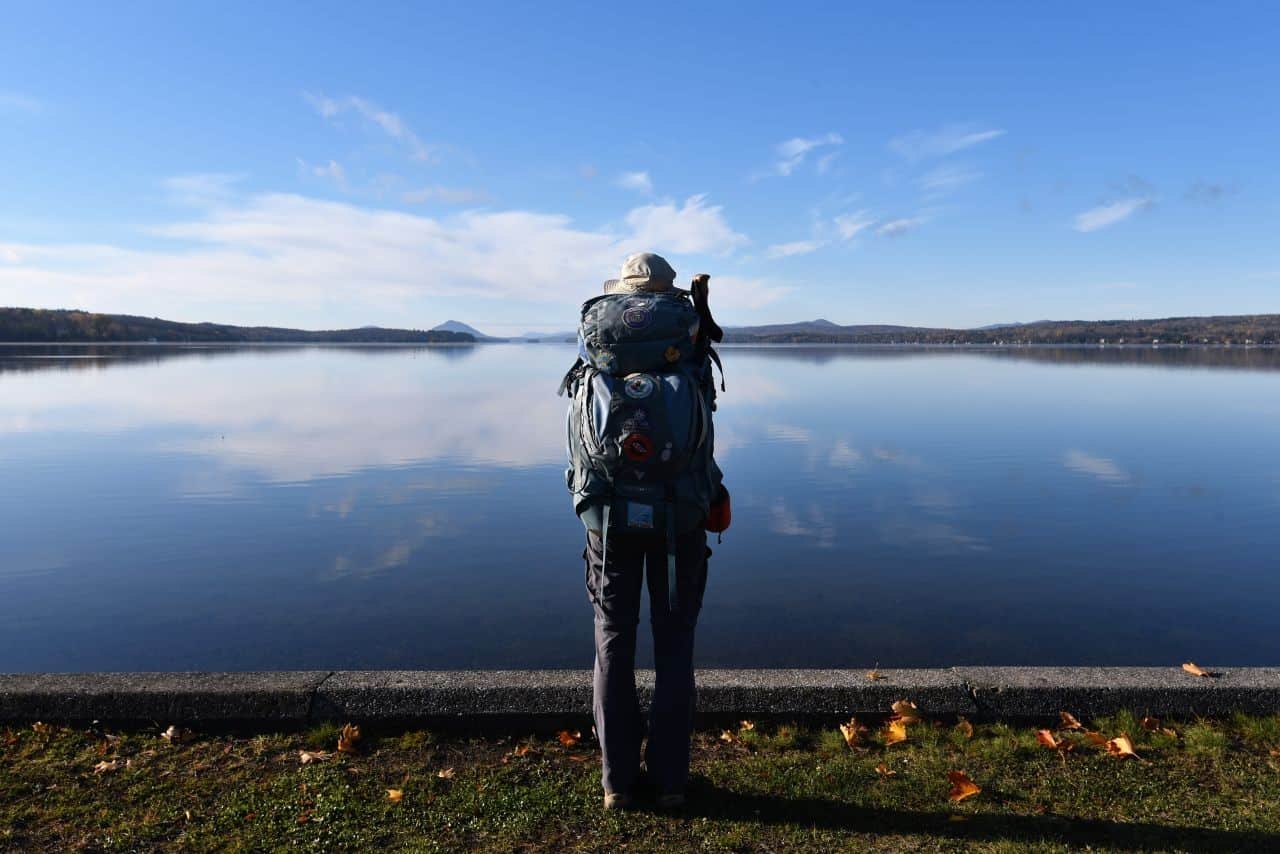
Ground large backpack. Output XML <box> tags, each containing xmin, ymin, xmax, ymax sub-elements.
<box><xmin>559</xmin><ymin>289</ymin><xmax>724</xmax><ymax>607</ymax></box>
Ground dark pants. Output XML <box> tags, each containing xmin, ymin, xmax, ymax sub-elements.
<box><xmin>585</xmin><ymin>527</ymin><xmax>710</xmax><ymax>796</ymax></box>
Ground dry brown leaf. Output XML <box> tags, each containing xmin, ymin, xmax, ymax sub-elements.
<box><xmin>336</xmin><ymin>723</ymin><xmax>361</xmax><ymax>754</ymax></box>
<box><xmin>719</xmin><ymin>730</ymin><xmax>736</xmax><ymax>744</ymax></box>
<box><xmin>866</xmin><ymin>669</ymin><xmax>886</xmax><ymax>681</ymax></box>
<box><xmin>874</xmin><ymin>762</ymin><xmax>897</xmax><ymax>777</ymax></box>
<box><xmin>567</xmin><ymin>754</ymin><xmax>590</xmax><ymax>763</ymax></box>
<box><xmin>298</xmin><ymin>750</ymin><xmax>332</xmax><ymax>765</ymax></box>
<box><xmin>557</xmin><ymin>730</ymin><xmax>581</xmax><ymax>748</ymax></box>
<box><xmin>1059</xmin><ymin>711</ymin><xmax>1084</xmax><ymax>731</ymax></box>
<box><xmin>161</xmin><ymin>725</ymin><xmax>193</xmax><ymax>744</ymax></box>
<box><xmin>93</xmin><ymin>759</ymin><xmax>122</xmax><ymax>775</ymax></box>
<box><xmin>1140</xmin><ymin>716</ymin><xmax>1161</xmax><ymax>732</ymax></box>
<box><xmin>436</xmin><ymin>768</ymin><xmax>455</xmax><ymax>780</ymax></box>
<box><xmin>32</xmin><ymin>721</ymin><xmax>54</xmax><ymax>736</ymax></box>
<box><xmin>1182</xmin><ymin>662</ymin><xmax>1214</xmax><ymax>678</ymax></box>
<box><xmin>883</xmin><ymin>719</ymin><xmax>908</xmax><ymax>747</ymax></box>
<box><xmin>891</xmin><ymin>699</ymin><xmax>921</xmax><ymax>724</ymax></box>
<box><xmin>386</xmin><ymin>788</ymin><xmax>403</xmax><ymax>803</ymax></box>
<box><xmin>947</xmin><ymin>770</ymin><xmax>981</xmax><ymax>802</ymax></box>
<box><xmin>1106</xmin><ymin>734</ymin><xmax>1140</xmax><ymax>759</ymax></box>
<box><xmin>1083</xmin><ymin>731</ymin><xmax>1109</xmax><ymax>747</ymax></box>
<box><xmin>740</xmin><ymin>720</ymin><xmax>756</xmax><ymax>732</ymax></box>
<box><xmin>1160</xmin><ymin>727</ymin><xmax>1179</xmax><ymax>739</ymax></box>
<box><xmin>839</xmin><ymin>717</ymin><xmax>867</xmax><ymax>749</ymax></box>
<box><xmin>512</xmin><ymin>744</ymin><xmax>532</xmax><ymax>758</ymax></box>
<box><xmin>955</xmin><ymin>718</ymin><xmax>974</xmax><ymax>739</ymax></box>
<box><xmin>1035</xmin><ymin>729</ymin><xmax>1061</xmax><ymax>749</ymax></box>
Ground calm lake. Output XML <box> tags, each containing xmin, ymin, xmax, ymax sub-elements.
<box><xmin>3</xmin><ymin>343</ymin><xmax>1279</xmax><ymax>672</ymax></box>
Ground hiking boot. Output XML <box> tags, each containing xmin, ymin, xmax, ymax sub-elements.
<box><xmin>655</xmin><ymin>792</ymin><xmax>686</xmax><ymax>809</ymax></box>
<box><xmin>603</xmin><ymin>792</ymin><xmax>634</xmax><ymax>811</ymax></box>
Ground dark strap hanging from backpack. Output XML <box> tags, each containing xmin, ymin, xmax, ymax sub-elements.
<box><xmin>690</xmin><ymin>274</ymin><xmax>726</xmax><ymax>392</ymax></box>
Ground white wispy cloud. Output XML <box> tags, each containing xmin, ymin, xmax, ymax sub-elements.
<box><xmin>614</xmin><ymin>171</ymin><xmax>653</xmax><ymax>194</ymax></box>
<box><xmin>765</xmin><ymin>239</ymin><xmax>826</xmax><ymax>259</ymax></box>
<box><xmin>301</xmin><ymin>159</ymin><xmax>346</xmax><ymax>185</ymax></box>
<box><xmin>771</xmin><ymin>132</ymin><xmax>843</xmax><ymax>176</ymax></box>
<box><xmin>305</xmin><ymin>92</ymin><xmax>433</xmax><ymax>162</ymax></box>
<box><xmin>876</xmin><ymin>217</ymin><xmax>924</xmax><ymax>237</ymax></box>
<box><xmin>0</xmin><ymin>91</ymin><xmax>41</xmax><ymax>112</ymax></box>
<box><xmin>0</xmin><ymin>186</ymin><xmax>777</xmax><ymax>317</ymax></box>
<box><xmin>834</xmin><ymin>211</ymin><xmax>877</xmax><ymax>240</ymax></box>
<box><xmin>918</xmin><ymin>165</ymin><xmax>981</xmax><ymax>193</ymax></box>
<box><xmin>401</xmin><ymin>185</ymin><xmax>488</xmax><ymax>205</ymax></box>
<box><xmin>1063</xmin><ymin>450</ymin><xmax>1130</xmax><ymax>484</ymax></box>
<box><xmin>625</xmin><ymin>194</ymin><xmax>748</xmax><ymax>254</ymax></box>
<box><xmin>889</xmin><ymin>124</ymin><xmax>1005</xmax><ymax>159</ymax></box>
<box><xmin>1073</xmin><ymin>197</ymin><xmax>1152</xmax><ymax>232</ymax></box>
<box><xmin>163</xmin><ymin>173</ymin><xmax>245</xmax><ymax>204</ymax></box>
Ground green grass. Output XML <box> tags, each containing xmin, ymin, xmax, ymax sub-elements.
<box><xmin>3</xmin><ymin>714</ymin><xmax>1280</xmax><ymax>852</ymax></box>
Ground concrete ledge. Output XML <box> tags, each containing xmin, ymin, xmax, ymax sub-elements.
<box><xmin>0</xmin><ymin>671</ymin><xmax>331</xmax><ymax>724</ymax></box>
<box><xmin>958</xmin><ymin>666</ymin><xmax>1280</xmax><ymax>719</ymax></box>
<box><xmin>1</xmin><ymin>668</ymin><xmax>1277</xmax><ymax>726</ymax></box>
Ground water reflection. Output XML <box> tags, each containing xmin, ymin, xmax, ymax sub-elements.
<box><xmin>1</xmin><ymin>343</ymin><xmax>1279</xmax><ymax>670</ymax></box>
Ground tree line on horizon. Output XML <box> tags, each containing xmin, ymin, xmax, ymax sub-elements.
<box><xmin>0</xmin><ymin>308</ymin><xmax>473</xmax><ymax>344</ymax></box>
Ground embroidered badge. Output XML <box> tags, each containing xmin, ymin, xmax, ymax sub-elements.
<box><xmin>664</xmin><ymin>345</ymin><xmax>681</xmax><ymax>363</ymax></box>
<box><xmin>621</xmin><ymin>432</ymin><xmax>654</xmax><ymax>462</ymax></box>
<box><xmin>623</xmin><ymin>374</ymin><xmax>655</xmax><ymax>399</ymax></box>
<box><xmin>622</xmin><ymin>307</ymin><xmax>652</xmax><ymax>329</ymax></box>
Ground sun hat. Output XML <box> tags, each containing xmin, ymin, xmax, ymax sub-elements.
<box><xmin>602</xmin><ymin>252</ymin><xmax>681</xmax><ymax>294</ymax></box>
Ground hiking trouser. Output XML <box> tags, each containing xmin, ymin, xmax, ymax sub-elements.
<box><xmin>585</xmin><ymin>527</ymin><xmax>710</xmax><ymax>797</ymax></box>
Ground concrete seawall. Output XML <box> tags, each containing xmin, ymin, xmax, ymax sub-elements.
<box><xmin>2</xmin><ymin>668</ymin><xmax>1278</xmax><ymax>727</ymax></box>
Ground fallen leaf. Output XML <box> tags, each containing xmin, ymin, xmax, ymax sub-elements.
<box><xmin>386</xmin><ymin>788</ymin><xmax>403</xmax><ymax>803</ymax></box>
<box><xmin>719</xmin><ymin>730</ymin><xmax>736</xmax><ymax>744</ymax></box>
<box><xmin>32</xmin><ymin>721</ymin><xmax>54</xmax><ymax>736</ymax></box>
<box><xmin>512</xmin><ymin>744</ymin><xmax>532</xmax><ymax>758</ymax></box>
<box><xmin>866</xmin><ymin>669</ymin><xmax>886</xmax><ymax>681</ymax></box>
<box><xmin>1035</xmin><ymin>730</ymin><xmax>1061</xmax><ymax>749</ymax></box>
<box><xmin>883</xmin><ymin>719</ymin><xmax>908</xmax><ymax>747</ymax></box>
<box><xmin>891</xmin><ymin>700</ymin><xmax>922</xmax><ymax>724</ymax></box>
<box><xmin>2</xmin><ymin>728</ymin><xmax>17</xmax><ymax>747</ymax></box>
<box><xmin>93</xmin><ymin>759</ymin><xmax>122</xmax><ymax>774</ymax></box>
<box><xmin>436</xmin><ymin>768</ymin><xmax>455</xmax><ymax>780</ymax></box>
<box><xmin>567</xmin><ymin>754</ymin><xmax>590</xmax><ymax>763</ymax></box>
<box><xmin>296</xmin><ymin>813</ymin><xmax>310</xmax><ymax>824</ymax></box>
<box><xmin>1059</xmin><ymin>711</ymin><xmax>1084</xmax><ymax>731</ymax></box>
<box><xmin>1084</xmin><ymin>731</ymin><xmax>1109</xmax><ymax>747</ymax></box>
<box><xmin>947</xmin><ymin>770</ymin><xmax>981</xmax><ymax>802</ymax></box>
<box><xmin>740</xmin><ymin>720</ymin><xmax>756</xmax><ymax>732</ymax></box>
<box><xmin>298</xmin><ymin>750</ymin><xmax>332</xmax><ymax>765</ymax></box>
<box><xmin>954</xmin><ymin>718</ymin><xmax>974</xmax><ymax>739</ymax></box>
<box><xmin>557</xmin><ymin>730</ymin><xmax>581</xmax><ymax>748</ymax></box>
<box><xmin>874</xmin><ymin>762</ymin><xmax>897</xmax><ymax>777</ymax></box>
<box><xmin>1140</xmin><ymin>716</ymin><xmax>1161</xmax><ymax>732</ymax></box>
<box><xmin>161</xmin><ymin>725</ymin><xmax>193</xmax><ymax>744</ymax></box>
<box><xmin>1160</xmin><ymin>727</ymin><xmax>1179</xmax><ymax>739</ymax></box>
<box><xmin>1182</xmin><ymin>662</ymin><xmax>1214</xmax><ymax>678</ymax></box>
<box><xmin>1106</xmin><ymin>734</ymin><xmax>1140</xmax><ymax>759</ymax></box>
<box><xmin>839</xmin><ymin>717</ymin><xmax>867</xmax><ymax>749</ymax></box>
<box><xmin>337</xmin><ymin>723</ymin><xmax>361</xmax><ymax>754</ymax></box>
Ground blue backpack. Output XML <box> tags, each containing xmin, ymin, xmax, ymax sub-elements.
<box><xmin>559</xmin><ymin>289</ymin><xmax>724</xmax><ymax>608</ymax></box>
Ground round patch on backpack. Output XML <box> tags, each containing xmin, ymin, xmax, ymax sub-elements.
<box><xmin>623</xmin><ymin>374</ymin><xmax>655</xmax><ymax>399</ymax></box>
<box><xmin>622</xmin><ymin>307</ymin><xmax>652</xmax><ymax>329</ymax></box>
<box><xmin>664</xmin><ymin>345</ymin><xmax>681</xmax><ymax>363</ymax></box>
<box><xmin>621</xmin><ymin>432</ymin><xmax>654</xmax><ymax>462</ymax></box>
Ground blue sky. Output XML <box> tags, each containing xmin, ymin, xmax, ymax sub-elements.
<box><xmin>2</xmin><ymin>1</ymin><xmax>1278</xmax><ymax>332</ymax></box>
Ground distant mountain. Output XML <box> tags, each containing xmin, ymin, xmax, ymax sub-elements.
<box><xmin>0</xmin><ymin>308</ymin><xmax>474</xmax><ymax>344</ymax></box>
<box><xmin>724</xmin><ymin>315</ymin><xmax>1280</xmax><ymax>346</ymax></box>
<box><xmin>518</xmin><ymin>330</ymin><xmax>576</xmax><ymax>342</ymax></box>
<box><xmin>431</xmin><ymin>320</ymin><xmax>502</xmax><ymax>341</ymax></box>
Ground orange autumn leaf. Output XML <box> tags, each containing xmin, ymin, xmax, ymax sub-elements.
<box><xmin>336</xmin><ymin>723</ymin><xmax>361</xmax><ymax>754</ymax></box>
<box><xmin>512</xmin><ymin>744</ymin><xmax>532</xmax><ymax>758</ymax></box>
<box><xmin>739</xmin><ymin>720</ymin><xmax>756</xmax><ymax>732</ymax></box>
<box><xmin>1106</xmin><ymin>734</ymin><xmax>1140</xmax><ymax>759</ymax></box>
<box><xmin>891</xmin><ymin>700</ymin><xmax>921</xmax><ymax>724</ymax></box>
<box><xmin>1059</xmin><ymin>711</ymin><xmax>1084</xmax><ymax>731</ymax></box>
<box><xmin>93</xmin><ymin>759</ymin><xmax>122</xmax><ymax>775</ymax></box>
<box><xmin>883</xmin><ymin>719</ymin><xmax>908</xmax><ymax>747</ymax></box>
<box><xmin>839</xmin><ymin>717</ymin><xmax>867</xmax><ymax>749</ymax></box>
<box><xmin>874</xmin><ymin>762</ymin><xmax>897</xmax><ymax>777</ymax></box>
<box><xmin>719</xmin><ymin>730</ymin><xmax>736</xmax><ymax>744</ymax></box>
<box><xmin>1035</xmin><ymin>730</ymin><xmax>1061</xmax><ymax>749</ymax></box>
<box><xmin>1084</xmin><ymin>731</ymin><xmax>1109</xmax><ymax>747</ymax></box>
<box><xmin>954</xmin><ymin>718</ymin><xmax>974</xmax><ymax>739</ymax></box>
<box><xmin>557</xmin><ymin>730</ymin><xmax>581</xmax><ymax>748</ymax></box>
<box><xmin>386</xmin><ymin>788</ymin><xmax>403</xmax><ymax>803</ymax></box>
<box><xmin>298</xmin><ymin>750</ymin><xmax>332</xmax><ymax>765</ymax></box>
<box><xmin>866</xmin><ymin>669</ymin><xmax>886</xmax><ymax>681</ymax></box>
<box><xmin>436</xmin><ymin>768</ymin><xmax>455</xmax><ymax>780</ymax></box>
<box><xmin>1182</xmin><ymin>662</ymin><xmax>1214</xmax><ymax>678</ymax></box>
<box><xmin>947</xmin><ymin>770</ymin><xmax>981</xmax><ymax>802</ymax></box>
<box><xmin>1160</xmin><ymin>727</ymin><xmax>1179</xmax><ymax>739</ymax></box>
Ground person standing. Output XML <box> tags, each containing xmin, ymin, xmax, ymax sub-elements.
<box><xmin>561</xmin><ymin>252</ymin><xmax>731</xmax><ymax>810</ymax></box>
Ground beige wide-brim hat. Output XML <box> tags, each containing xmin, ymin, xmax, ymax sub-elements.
<box><xmin>602</xmin><ymin>251</ymin><xmax>685</xmax><ymax>294</ymax></box>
